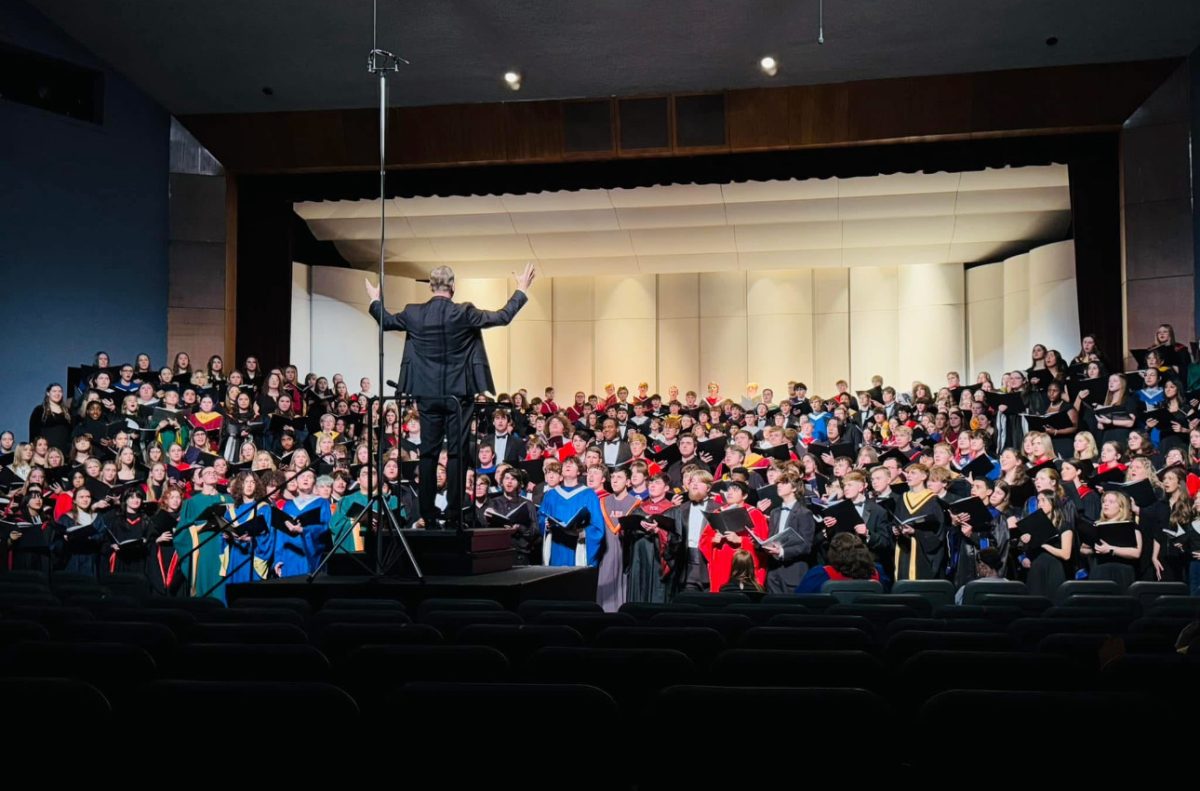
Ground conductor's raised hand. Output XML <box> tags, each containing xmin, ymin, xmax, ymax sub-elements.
<box><xmin>516</xmin><ymin>261</ymin><xmax>537</xmax><ymax>292</ymax></box>
<box><xmin>364</xmin><ymin>278</ymin><xmax>381</xmax><ymax>302</ymax></box>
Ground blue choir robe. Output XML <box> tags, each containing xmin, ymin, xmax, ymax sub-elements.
<box><xmin>274</xmin><ymin>496</ymin><xmax>332</xmax><ymax>577</ymax></box>
<box><xmin>537</xmin><ymin>484</ymin><xmax>606</xmax><ymax>567</ymax></box>
<box><xmin>221</xmin><ymin>501</ymin><xmax>274</xmax><ymax>585</ymax></box>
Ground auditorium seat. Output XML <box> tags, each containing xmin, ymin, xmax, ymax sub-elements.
<box><xmin>1008</xmin><ymin>617</ymin><xmax>1119</xmax><ymax>648</ymax></box>
<box><xmin>0</xmin><ymin>619</ymin><xmax>49</xmax><ymax>648</ymax></box>
<box><xmin>915</xmin><ymin>690</ymin><xmax>1155</xmax><ymax>774</ymax></box>
<box><xmin>131</xmin><ymin>680</ymin><xmax>358</xmax><ymax>721</ymax></box>
<box><xmin>143</xmin><ymin>596</ymin><xmax>225</xmax><ymax>614</ymax></box>
<box><xmin>709</xmin><ymin>649</ymin><xmax>889</xmax><ymax>693</ymax></box>
<box><xmin>650</xmin><ymin>687</ymin><xmax>897</xmax><ymax>779</ymax></box>
<box><xmin>522</xmin><ymin>647</ymin><xmax>698</xmax><ymax>711</ymax></box>
<box><xmin>201</xmin><ymin>606</ymin><xmax>307</xmax><ymax>627</ymax></box>
<box><xmin>534</xmin><ymin>611</ymin><xmax>636</xmax><ymax>640</ymax></box>
<box><xmin>975</xmin><ymin>594</ymin><xmax>1052</xmax><ymax>615</ymax></box>
<box><xmin>100</xmin><ymin>607</ymin><xmax>198</xmax><ymax>635</ymax></box>
<box><xmin>897</xmin><ymin>651</ymin><xmax>1082</xmax><ymax>704</ymax></box>
<box><xmin>827</xmin><ymin>603</ymin><xmax>919</xmax><ymax>627</ymax></box>
<box><xmin>854</xmin><ymin>593</ymin><xmax>933</xmax><ymax>618</ymax></box>
<box><xmin>167</xmin><ymin>643</ymin><xmax>333</xmax><ymax>682</ymax></box>
<box><xmin>340</xmin><ymin>645</ymin><xmax>510</xmax><ymax>704</ymax></box>
<box><xmin>1053</xmin><ymin>579</ymin><xmax>1121</xmax><ymax>605</ymax></box>
<box><xmin>891</xmin><ymin>579</ymin><xmax>956</xmax><ymax>610</ymax></box>
<box><xmin>455</xmin><ymin>624</ymin><xmax>585</xmax><ymax>663</ymax></box>
<box><xmin>0</xmin><ymin>677</ymin><xmax>111</xmax><ymax>725</ymax></box>
<box><xmin>884</xmin><ymin>630</ymin><xmax>1015</xmax><ymax>667</ymax></box>
<box><xmin>64</xmin><ymin>593</ymin><xmax>143</xmax><ymax>612</ymax></box>
<box><xmin>311</xmin><ymin>609</ymin><xmax>412</xmax><ymax>629</ymax></box>
<box><xmin>186</xmin><ymin>622</ymin><xmax>308</xmax><ymax>645</ymax></box>
<box><xmin>314</xmin><ymin>623</ymin><xmax>442</xmax><ymax>661</ymax></box>
<box><xmin>617</xmin><ymin>602</ymin><xmax>702</xmax><ymax>621</ymax></box>
<box><xmin>415</xmin><ymin>597</ymin><xmax>504</xmax><ymax>621</ymax></box>
<box><xmin>1037</xmin><ymin>632</ymin><xmax>1172</xmax><ymax>671</ymax></box>
<box><xmin>959</xmin><ymin>579</ymin><xmax>1027</xmax><ymax>605</ymax></box>
<box><xmin>0</xmin><ymin>593</ymin><xmax>61</xmax><ymax>609</ymax></box>
<box><xmin>1042</xmin><ymin>607</ymin><xmax>1133</xmax><ymax>632</ymax></box>
<box><xmin>48</xmin><ymin>572</ymin><xmax>101</xmax><ymax>588</ymax></box>
<box><xmin>1100</xmin><ymin>653</ymin><xmax>1200</xmax><ymax>697</ymax></box>
<box><xmin>392</xmin><ymin>681</ymin><xmax>618</xmax><ymax>731</ymax></box>
<box><xmin>647</xmin><ymin>612</ymin><xmax>754</xmax><ymax>641</ymax></box>
<box><xmin>57</xmin><ymin>620</ymin><xmax>179</xmax><ymax>663</ymax></box>
<box><xmin>100</xmin><ymin>572</ymin><xmax>151</xmax><ymax>600</ymax></box>
<box><xmin>421</xmin><ymin>610</ymin><xmax>524</xmax><ymax>639</ymax></box>
<box><xmin>761</xmin><ymin>593</ymin><xmax>837</xmax><ymax>611</ymax></box>
<box><xmin>0</xmin><ymin>641</ymin><xmax>156</xmax><ymax>702</ymax></box>
<box><xmin>766</xmin><ymin>613</ymin><xmax>876</xmax><ymax>637</ymax></box>
<box><xmin>936</xmin><ymin>604</ymin><xmax>1024</xmax><ymax>624</ymax></box>
<box><xmin>1127</xmin><ymin>616</ymin><xmax>1195</xmax><ymax>641</ymax></box>
<box><xmin>321</xmin><ymin>597</ymin><xmax>407</xmax><ymax>612</ymax></box>
<box><xmin>673</xmin><ymin>591</ymin><xmax>752</xmax><ymax>607</ymax></box>
<box><xmin>595</xmin><ymin>626</ymin><xmax>727</xmax><ymax>667</ymax></box>
<box><xmin>737</xmin><ymin>626</ymin><xmax>875</xmax><ymax>653</ymax></box>
<box><xmin>1060</xmin><ymin>595</ymin><xmax>1141</xmax><ymax>617</ymax></box>
<box><xmin>721</xmin><ymin>603</ymin><xmax>810</xmax><ymax>624</ymax></box>
<box><xmin>7</xmin><ymin>605</ymin><xmax>94</xmax><ymax>629</ymax></box>
<box><xmin>820</xmin><ymin>579</ymin><xmax>883</xmax><ymax>603</ymax></box>
<box><xmin>882</xmin><ymin>618</ymin><xmax>1000</xmax><ymax>640</ymax></box>
<box><xmin>230</xmin><ymin>596</ymin><xmax>314</xmax><ymax>618</ymax></box>
<box><xmin>51</xmin><ymin>585</ymin><xmax>106</xmax><ymax>602</ymax></box>
<box><xmin>1147</xmin><ymin>596</ymin><xmax>1200</xmax><ymax>618</ymax></box>
<box><xmin>1125</xmin><ymin>581</ymin><xmax>1188</xmax><ymax>609</ymax></box>
<box><xmin>0</xmin><ymin>570</ymin><xmax>50</xmax><ymax>585</ymax></box>
<box><xmin>516</xmin><ymin>599</ymin><xmax>603</xmax><ymax>620</ymax></box>
<box><xmin>0</xmin><ymin>582</ymin><xmax>51</xmax><ymax>596</ymax></box>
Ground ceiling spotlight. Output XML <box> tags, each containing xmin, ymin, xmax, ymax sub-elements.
<box><xmin>759</xmin><ymin>56</ymin><xmax>778</xmax><ymax>76</ymax></box>
<box><xmin>1045</xmin><ymin>36</ymin><xmax>1059</xmax><ymax>47</ymax></box>
<box><xmin>504</xmin><ymin>70</ymin><xmax>522</xmax><ymax>90</ymax></box>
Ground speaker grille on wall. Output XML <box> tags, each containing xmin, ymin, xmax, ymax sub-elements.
<box><xmin>0</xmin><ymin>42</ymin><xmax>104</xmax><ymax>124</ymax></box>
<box><xmin>675</xmin><ymin>94</ymin><xmax>726</xmax><ymax>148</ymax></box>
<box><xmin>619</xmin><ymin>97</ymin><xmax>669</xmax><ymax>151</ymax></box>
<box><xmin>563</xmin><ymin>99</ymin><xmax>613</xmax><ymax>153</ymax></box>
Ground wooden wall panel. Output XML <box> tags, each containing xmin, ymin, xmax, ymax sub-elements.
<box><xmin>185</xmin><ymin>61</ymin><xmax>1177</xmax><ymax>175</ymax></box>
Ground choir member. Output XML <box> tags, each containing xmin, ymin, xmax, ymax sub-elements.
<box><xmin>623</xmin><ymin>470</ymin><xmax>677</xmax><ymax>604</ymax></box>
<box><xmin>758</xmin><ymin>470</ymin><xmax>815</xmax><ymax>593</ymax></box>
<box><xmin>537</xmin><ymin>457</ymin><xmax>605</xmax><ymax>568</ymax></box>
<box><xmin>173</xmin><ymin>467</ymin><xmax>233</xmax><ymax>597</ymax></box>
<box><xmin>699</xmin><ymin>479</ymin><xmax>767</xmax><ymax>592</ymax></box>
<box><xmin>892</xmin><ymin>463</ymin><xmax>947</xmax><ymax>581</ymax></box>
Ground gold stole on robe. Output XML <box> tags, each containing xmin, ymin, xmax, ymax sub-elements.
<box><xmin>895</xmin><ymin>489</ymin><xmax>936</xmax><ymax>580</ymax></box>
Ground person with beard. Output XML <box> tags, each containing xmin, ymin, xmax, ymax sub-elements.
<box><xmin>675</xmin><ymin>469</ymin><xmax>718</xmax><ymax>592</ymax></box>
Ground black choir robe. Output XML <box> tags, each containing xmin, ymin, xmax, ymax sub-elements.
<box><xmin>893</xmin><ymin>489</ymin><xmax>947</xmax><ymax>581</ymax></box>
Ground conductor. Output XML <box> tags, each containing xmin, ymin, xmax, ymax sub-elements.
<box><xmin>365</xmin><ymin>261</ymin><xmax>536</xmax><ymax>528</ymax></box>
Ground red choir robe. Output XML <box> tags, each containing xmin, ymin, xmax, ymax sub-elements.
<box><xmin>699</xmin><ymin>503</ymin><xmax>768</xmax><ymax>592</ymax></box>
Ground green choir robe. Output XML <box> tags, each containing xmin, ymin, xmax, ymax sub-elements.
<box><xmin>174</xmin><ymin>492</ymin><xmax>233</xmax><ymax>600</ymax></box>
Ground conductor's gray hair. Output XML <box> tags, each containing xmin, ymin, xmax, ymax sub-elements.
<box><xmin>429</xmin><ymin>265</ymin><xmax>456</xmax><ymax>294</ymax></box>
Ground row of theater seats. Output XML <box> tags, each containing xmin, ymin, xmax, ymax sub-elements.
<box><xmin>0</xmin><ymin>571</ymin><xmax>1195</xmax><ymax>779</ymax></box>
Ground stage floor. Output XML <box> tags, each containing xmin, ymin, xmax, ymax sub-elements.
<box><xmin>226</xmin><ymin>565</ymin><xmax>598</xmax><ymax>611</ymax></box>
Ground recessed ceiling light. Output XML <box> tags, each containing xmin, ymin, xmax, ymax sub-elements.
<box><xmin>261</xmin><ymin>86</ymin><xmax>274</xmax><ymax>96</ymax></box>
<box><xmin>504</xmin><ymin>71</ymin><xmax>522</xmax><ymax>90</ymax></box>
<box><xmin>759</xmin><ymin>56</ymin><xmax>778</xmax><ymax>77</ymax></box>
<box><xmin>1045</xmin><ymin>36</ymin><xmax>1059</xmax><ymax>46</ymax></box>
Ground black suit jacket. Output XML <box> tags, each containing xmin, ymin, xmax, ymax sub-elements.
<box><xmin>484</xmin><ymin>432</ymin><xmax>527</xmax><ymax>465</ymax></box>
<box><xmin>765</xmin><ymin>502</ymin><xmax>816</xmax><ymax>590</ymax></box>
<box><xmin>370</xmin><ymin>291</ymin><xmax>527</xmax><ymax>397</ymax></box>
<box><xmin>598</xmin><ymin>439</ymin><xmax>632</xmax><ymax>467</ymax></box>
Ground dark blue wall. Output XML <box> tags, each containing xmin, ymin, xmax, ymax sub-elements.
<box><xmin>0</xmin><ymin>1</ymin><xmax>169</xmax><ymax>440</ymax></box>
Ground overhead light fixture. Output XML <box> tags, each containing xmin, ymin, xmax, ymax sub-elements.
<box><xmin>759</xmin><ymin>56</ymin><xmax>778</xmax><ymax>76</ymax></box>
<box><xmin>504</xmin><ymin>70</ymin><xmax>522</xmax><ymax>90</ymax></box>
